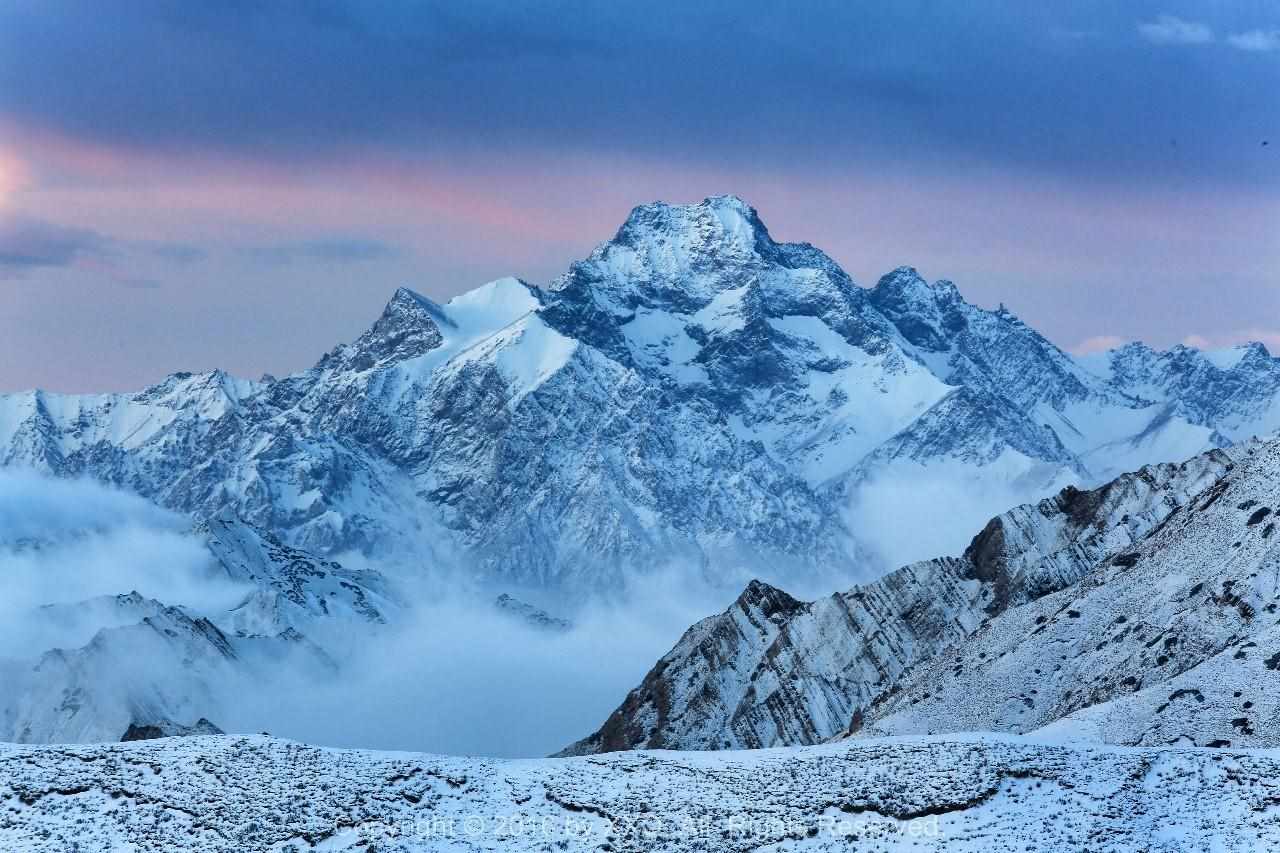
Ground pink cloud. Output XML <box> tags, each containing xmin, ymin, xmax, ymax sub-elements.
<box><xmin>3</xmin><ymin>121</ymin><xmax>1279</xmax><ymax>391</ymax></box>
<box><xmin>8</xmin><ymin>121</ymin><xmax>1279</xmax><ymax>289</ymax></box>
<box><xmin>1181</xmin><ymin>334</ymin><xmax>1213</xmax><ymax>350</ymax></box>
<box><xmin>1070</xmin><ymin>335</ymin><xmax>1129</xmax><ymax>355</ymax></box>
<box><xmin>1182</xmin><ymin>330</ymin><xmax>1280</xmax><ymax>353</ymax></box>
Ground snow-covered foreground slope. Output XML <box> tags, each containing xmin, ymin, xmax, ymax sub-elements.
<box><xmin>3</xmin><ymin>196</ymin><xmax>1279</xmax><ymax>588</ymax></box>
<box><xmin>562</xmin><ymin>443</ymin><xmax>1240</xmax><ymax>754</ymax></box>
<box><xmin>4</xmin><ymin>734</ymin><xmax>1280</xmax><ymax>852</ymax></box>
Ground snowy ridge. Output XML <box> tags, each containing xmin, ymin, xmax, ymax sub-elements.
<box><xmin>4</xmin><ymin>734</ymin><xmax>1280</xmax><ymax>852</ymax></box>
<box><xmin>857</xmin><ymin>436</ymin><xmax>1280</xmax><ymax>748</ymax></box>
<box><xmin>1082</xmin><ymin>341</ymin><xmax>1280</xmax><ymax>442</ymax></box>
<box><xmin>562</xmin><ymin>443</ymin><xmax>1243</xmax><ymax>754</ymax></box>
<box><xmin>2</xmin><ymin>196</ymin><xmax>1279</xmax><ymax>588</ymax></box>
<box><xmin>199</xmin><ymin>510</ymin><xmax>396</xmax><ymax>637</ymax></box>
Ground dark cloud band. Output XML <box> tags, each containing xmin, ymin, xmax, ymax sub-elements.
<box><xmin>1</xmin><ymin>1</ymin><xmax>1275</xmax><ymax>186</ymax></box>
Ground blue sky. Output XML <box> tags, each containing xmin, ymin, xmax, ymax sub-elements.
<box><xmin>1</xmin><ymin>1</ymin><xmax>1276</xmax><ymax>390</ymax></box>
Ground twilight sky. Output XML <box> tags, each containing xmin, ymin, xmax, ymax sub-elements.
<box><xmin>1</xmin><ymin>1</ymin><xmax>1277</xmax><ymax>392</ymax></box>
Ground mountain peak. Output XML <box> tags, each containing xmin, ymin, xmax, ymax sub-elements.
<box><xmin>1114</xmin><ymin>340</ymin><xmax>1274</xmax><ymax>372</ymax></box>
<box><xmin>703</xmin><ymin>193</ymin><xmax>754</xmax><ymax>211</ymax></box>
<box><xmin>700</xmin><ymin>193</ymin><xmax>761</xmax><ymax>222</ymax></box>
<box><xmin>868</xmin><ymin>266</ymin><xmax>969</xmax><ymax>351</ymax></box>
<box><xmin>734</xmin><ymin>578</ymin><xmax>805</xmax><ymax>619</ymax></box>
<box><xmin>871</xmin><ymin>266</ymin><xmax>960</xmax><ymax>302</ymax></box>
<box><xmin>385</xmin><ymin>287</ymin><xmax>454</xmax><ymax>327</ymax></box>
<box><xmin>1225</xmin><ymin>341</ymin><xmax>1274</xmax><ymax>367</ymax></box>
<box><xmin>131</xmin><ymin>369</ymin><xmax>258</xmax><ymax>418</ymax></box>
<box><xmin>318</xmin><ymin>287</ymin><xmax>448</xmax><ymax>372</ymax></box>
<box><xmin>626</xmin><ymin>193</ymin><xmax>759</xmax><ymax>221</ymax></box>
<box><xmin>612</xmin><ymin>195</ymin><xmax>773</xmax><ymax>258</ymax></box>
<box><xmin>1113</xmin><ymin>340</ymin><xmax>1156</xmax><ymax>356</ymax></box>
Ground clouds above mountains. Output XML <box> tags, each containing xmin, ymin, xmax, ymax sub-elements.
<box><xmin>2</xmin><ymin>2</ymin><xmax>1275</xmax><ymax>182</ymax></box>
<box><xmin>0</xmin><ymin>470</ymin><xmax>246</xmax><ymax>659</ymax></box>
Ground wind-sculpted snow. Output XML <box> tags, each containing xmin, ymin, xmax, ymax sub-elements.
<box><xmin>2</xmin><ymin>196</ymin><xmax>1278</xmax><ymax>587</ymax></box>
<box><xmin>3</xmin><ymin>734</ymin><xmax>1280</xmax><ymax>852</ymax></box>
<box><xmin>564</xmin><ymin>445</ymin><xmax>1239</xmax><ymax>754</ymax></box>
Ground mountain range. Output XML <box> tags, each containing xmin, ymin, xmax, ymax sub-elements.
<box><xmin>3</xmin><ymin>195</ymin><xmax>1278</xmax><ymax>592</ymax></box>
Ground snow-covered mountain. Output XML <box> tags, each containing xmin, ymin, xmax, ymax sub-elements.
<box><xmin>5</xmin><ymin>733</ymin><xmax>1280</xmax><ymax>852</ymax></box>
<box><xmin>1081</xmin><ymin>341</ymin><xmax>1280</xmax><ymax>443</ymax></box>
<box><xmin>561</xmin><ymin>443</ymin><xmax>1238</xmax><ymax>754</ymax></box>
<box><xmin>857</xmin><ymin>436</ymin><xmax>1280</xmax><ymax>749</ymax></box>
<box><xmin>2</xmin><ymin>196</ymin><xmax>1279</xmax><ymax>589</ymax></box>
<box><xmin>0</xmin><ymin>514</ymin><xmax>392</xmax><ymax>744</ymax></box>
